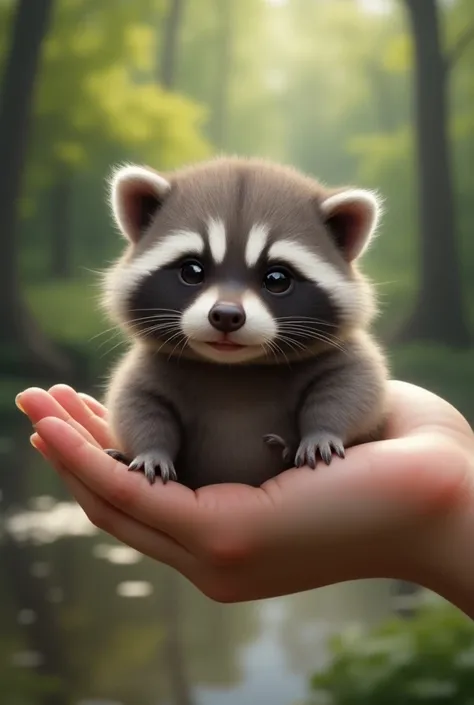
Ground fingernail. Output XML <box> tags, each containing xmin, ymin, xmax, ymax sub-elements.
<box><xmin>30</xmin><ymin>434</ymin><xmax>39</xmax><ymax>450</ymax></box>
<box><xmin>15</xmin><ymin>394</ymin><xmax>26</xmax><ymax>413</ymax></box>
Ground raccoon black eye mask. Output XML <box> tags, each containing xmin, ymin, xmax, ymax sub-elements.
<box><xmin>101</xmin><ymin>156</ymin><xmax>388</xmax><ymax>489</ymax></box>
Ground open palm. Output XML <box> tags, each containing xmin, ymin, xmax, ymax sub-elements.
<box><xmin>17</xmin><ymin>380</ymin><xmax>474</xmax><ymax>609</ymax></box>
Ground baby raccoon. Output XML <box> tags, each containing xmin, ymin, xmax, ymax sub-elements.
<box><xmin>101</xmin><ymin>156</ymin><xmax>388</xmax><ymax>489</ymax></box>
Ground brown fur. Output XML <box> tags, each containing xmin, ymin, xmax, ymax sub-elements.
<box><xmin>101</xmin><ymin>156</ymin><xmax>389</xmax><ymax>488</ymax></box>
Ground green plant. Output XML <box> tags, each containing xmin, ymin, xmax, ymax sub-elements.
<box><xmin>307</xmin><ymin>599</ymin><xmax>474</xmax><ymax>704</ymax></box>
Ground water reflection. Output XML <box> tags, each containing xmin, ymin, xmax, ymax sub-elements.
<box><xmin>6</xmin><ymin>499</ymin><xmax>96</xmax><ymax>543</ymax></box>
<box><xmin>93</xmin><ymin>544</ymin><xmax>143</xmax><ymax>565</ymax></box>
<box><xmin>17</xmin><ymin>608</ymin><xmax>37</xmax><ymax>625</ymax></box>
<box><xmin>117</xmin><ymin>581</ymin><xmax>154</xmax><ymax>598</ymax></box>
<box><xmin>0</xmin><ymin>421</ymin><xmax>411</xmax><ymax>705</ymax></box>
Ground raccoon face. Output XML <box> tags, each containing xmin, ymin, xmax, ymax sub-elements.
<box><xmin>103</xmin><ymin>159</ymin><xmax>382</xmax><ymax>365</ymax></box>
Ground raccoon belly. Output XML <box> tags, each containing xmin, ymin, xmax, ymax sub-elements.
<box><xmin>177</xmin><ymin>404</ymin><xmax>296</xmax><ymax>489</ymax></box>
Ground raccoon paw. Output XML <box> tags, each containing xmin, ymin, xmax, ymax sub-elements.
<box><xmin>128</xmin><ymin>451</ymin><xmax>177</xmax><ymax>485</ymax></box>
<box><xmin>105</xmin><ymin>449</ymin><xmax>131</xmax><ymax>465</ymax></box>
<box><xmin>295</xmin><ymin>432</ymin><xmax>345</xmax><ymax>469</ymax></box>
<box><xmin>263</xmin><ymin>433</ymin><xmax>293</xmax><ymax>463</ymax></box>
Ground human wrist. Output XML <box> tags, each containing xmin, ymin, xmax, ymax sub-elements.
<box><xmin>408</xmin><ymin>502</ymin><xmax>474</xmax><ymax>619</ymax></box>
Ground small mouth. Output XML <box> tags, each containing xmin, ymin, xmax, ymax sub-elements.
<box><xmin>207</xmin><ymin>341</ymin><xmax>246</xmax><ymax>352</ymax></box>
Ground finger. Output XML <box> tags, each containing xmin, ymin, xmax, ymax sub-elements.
<box><xmin>30</xmin><ymin>432</ymin><xmax>49</xmax><ymax>459</ymax></box>
<box><xmin>48</xmin><ymin>385</ymin><xmax>113</xmax><ymax>448</ymax></box>
<box><xmin>78</xmin><ymin>392</ymin><xmax>108</xmax><ymax>419</ymax></box>
<box><xmin>62</xmin><ymin>471</ymin><xmax>194</xmax><ymax>575</ymax></box>
<box><xmin>34</xmin><ymin>417</ymin><xmax>202</xmax><ymax>548</ymax></box>
<box><xmin>32</xmin><ymin>432</ymin><xmax>195</xmax><ymax>575</ymax></box>
<box><xmin>17</xmin><ymin>388</ymin><xmax>101</xmax><ymax>448</ymax></box>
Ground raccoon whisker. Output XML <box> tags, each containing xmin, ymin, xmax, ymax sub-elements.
<box><xmin>277</xmin><ymin>323</ymin><xmax>340</xmax><ymax>335</ymax></box>
<box><xmin>141</xmin><ymin>324</ymin><xmax>181</xmax><ymax>341</ymax></box>
<box><xmin>176</xmin><ymin>335</ymin><xmax>190</xmax><ymax>362</ymax></box>
<box><xmin>120</xmin><ymin>323</ymin><xmax>177</xmax><ymax>343</ymax></box>
<box><xmin>81</xmin><ymin>266</ymin><xmax>102</xmax><ymax>276</ymax></box>
<box><xmin>92</xmin><ymin>315</ymin><xmax>181</xmax><ymax>347</ymax></box>
<box><xmin>300</xmin><ymin>330</ymin><xmax>346</xmax><ymax>351</ymax></box>
<box><xmin>137</xmin><ymin>319</ymin><xmax>181</xmax><ymax>331</ymax></box>
<box><xmin>96</xmin><ymin>330</ymin><xmax>128</xmax><ymax>351</ymax></box>
<box><xmin>275</xmin><ymin>337</ymin><xmax>309</xmax><ymax>360</ymax></box>
<box><xmin>100</xmin><ymin>337</ymin><xmax>130</xmax><ymax>359</ymax></box>
<box><xmin>280</xmin><ymin>332</ymin><xmax>346</xmax><ymax>351</ymax></box>
<box><xmin>262</xmin><ymin>341</ymin><xmax>276</xmax><ymax>362</ymax></box>
<box><xmin>277</xmin><ymin>320</ymin><xmax>336</xmax><ymax>328</ymax></box>
<box><xmin>98</xmin><ymin>318</ymin><xmax>174</xmax><ymax>346</ymax></box>
<box><xmin>128</xmin><ymin>314</ymin><xmax>181</xmax><ymax>326</ymax></box>
<box><xmin>125</xmin><ymin>318</ymin><xmax>182</xmax><ymax>337</ymax></box>
<box><xmin>278</xmin><ymin>329</ymin><xmax>346</xmax><ymax>354</ymax></box>
<box><xmin>89</xmin><ymin>324</ymin><xmax>129</xmax><ymax>343</ymax></box>
<box><xmin>277</xmin><ymin>326</ymin><xmax>345</xmax><ymax>342</ymax></box>
<box><xmin>98</xmin><ymin>328</ymin><xmax>165</xmax><ymax>357</ymax></box>
<box><xmin>275</xmin><ymin>335</ymin><xmax>307</xmax><ymax>353</ymax></box>
<box><xmin>277</xmin><ymin>326</ymin><xmax>343</xmax><ymax>344</ymax></box>
<box><xmin>277</xmin><ymin>324</ymin><xmax>346</xmax><ymax>346</ymax></box>
<box><xmin>310</xmin><ymin>334</ymin><xmax>347</xmax><ymax>354</ymax></box>
<box><xmin>167</xmin><ymin>332</ymin><xmax>189</xmax><ymax>361</ymax></box>
<box><xmin>275</xmin><ymin>316</ymin><xmax>339</xmax><ymax>329</ymax></box>
<box><xmin>277</xmin><ymin>324</ymin><xmax>336</xmax><ymax>335</ymax></box>
<box><xmin>372</xmin><ymin>280</ymin><xmax>398</xmax><ymax>288</ymax></box>
<box><xmin>266</xmin><ymin>339</ymin><xmax>292</xmax><ymax>366</ymax></box>
<box><xmin>128</xmin><ymin>307</ymin><xmax>182</xmax><ymax>315</ymax></box>
<box><xmin>262</xmin><ymin>341</ymin><xmax>280</xmax><ymax>365</ymax></box>
<box><xmin>147</xmin><ymin>329</ymin><xmax>185</xmax><ymax>356</ymax></box>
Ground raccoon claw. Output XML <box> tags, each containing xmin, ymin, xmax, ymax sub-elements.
<box><xmin>128</xmin><ymin>451</ymin><xmax>177</xmax><ymax>485</ymax></box>
<box><xmin>105</xmin><ymin>449</ymin><xmax>130</xmax><ymax>465</ymax></box>
<box><xmin>295</xmin><ymin>433</ymin><xmax>345</xmax><ymax>470</ymax></box>
<box><xmin>263</xmin><ymin>434</ymin><xmax>292</xmax><ymax>463</ymax></box>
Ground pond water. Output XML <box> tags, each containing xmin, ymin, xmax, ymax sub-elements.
<box><xmin>0</xmin><ymin>416</ymin><xmax>422</xmax><ymax>705</ymax></box>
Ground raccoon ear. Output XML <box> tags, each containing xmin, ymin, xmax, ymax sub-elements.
<box><xmin>109</xmin><ymin>164</ymin><xmax>171</xmax><ymax>242</ymax></box>
<box><xmin>320</xmin><ymin>189</ymin><xmax>382</xmax><ymax>261</ymax></box>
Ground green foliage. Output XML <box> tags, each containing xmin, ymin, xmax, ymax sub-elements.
<box><xmin>390</xmin><ymin>344</ymin><xmax>474</xmax><ymax>424</ymax></box>
<box><xmin>26</xmin><ymin>277</ymin><xmax>104</xmax><ymax>343</ymax></box>
<box><xmin>23</xmin><ymin>0</ymin><xmax>211</xmax><ymax>215</ymax></box>
<box><xmin>308</xmin><ymin>600</ymin><xmax>474</xmax><ymax>705</ymax></box>
<box><xmin>24</xmin><ymin>277</ymin><xmax>127</xmax><ymax>384</ymax></box>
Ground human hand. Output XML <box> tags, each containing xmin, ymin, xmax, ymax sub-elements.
<box><xmin>16</xmin><ymin>381</ymin><xmax>474</xmax><ymax>615</ymax></box>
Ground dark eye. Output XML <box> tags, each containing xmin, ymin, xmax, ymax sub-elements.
<box><xmin>180</xmin><ymin>260</ymin><xmax>204</xmax><ymax>286</ymax></box>
<box><xmin>263</xmin><ymin>267</ymin><xmax>293</xmax><ymax>295</ymax></box>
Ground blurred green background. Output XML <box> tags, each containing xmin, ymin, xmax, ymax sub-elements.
<box><xmin>0</xmin><ymin>0</ymin><xmax>473</xmax><ymax>703</ymax></box>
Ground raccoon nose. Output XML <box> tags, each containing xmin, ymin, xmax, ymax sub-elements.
<box><xmin>208</xmin><ymin>302</ymin><xmax>246</xmax><ymax>333</ymax></box>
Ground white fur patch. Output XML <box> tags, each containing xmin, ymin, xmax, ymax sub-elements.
<box><xmin>267</xmin><ymin>239</ymin><xmax>360</xmax><ymax>316</ymax></box>
<box><xmin>245</xmin><ymin>223</ymin><xmax>270</xmax><ymax>267</ymax></box>
<box><xmin>105</xmin><ymin>230</ymin><xmax>204</xmax><ymax>314</ymax></box>
<box><xmin>320</xmin><ymin>188</ymin><xmax>382</xmax><ymax>259</ymax></box>
<box><xmin>235</xmin><ymin>291</ymin><xmax>277</xmax><ymax>344</ymax></box>
<box><xmin>109</xmin><ymin>164</ymin><xmax>171</xmax><ymax>241</ymax></box>
<box><xmin>207</xmin><ymin>217</ymin><xmax>227</xmax><ymax>264</ymax></box>
<box><xmin>180</xmin><ymin>286</ymin><xmax>219</xmax><ymax>340</ymax></box>
<box><xmin>181</xmin><ymin>287</ymin><xmax>277</xmax><ymax>364</ymax></box>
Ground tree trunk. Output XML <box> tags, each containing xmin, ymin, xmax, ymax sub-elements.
<box><xmin>159</xmin><ymin>0</ymin><xmax>186</xmax><ymax>88</ymax></box>
<box><xmin>0</xmin><ymin>0</ymin><xmax>70</xmax><ymax>376</ymax></box>
<box><xmin>398</xmin><ymin>0</ymin><xmax>470</xmax><ymax>346</ymax></box>
<box><xmin>159</xmin><ymin>569</ymin><xmax>195</xmax><ymax>705</ymax></box>
<box><xmin>50</xmin><ymin>166</ymin><xmax>74</xmax><ymax>279</ymax></box>
<box><xmin>209</xmin><ymin>0</ymin><xmax>233</xmax><ymax>149</ymax></box>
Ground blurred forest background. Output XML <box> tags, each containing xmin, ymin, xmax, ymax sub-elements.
<box><xmin>0</xmin><ymin>0</ymin><xmax>473</xmax><ymax>704</ymax></box>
